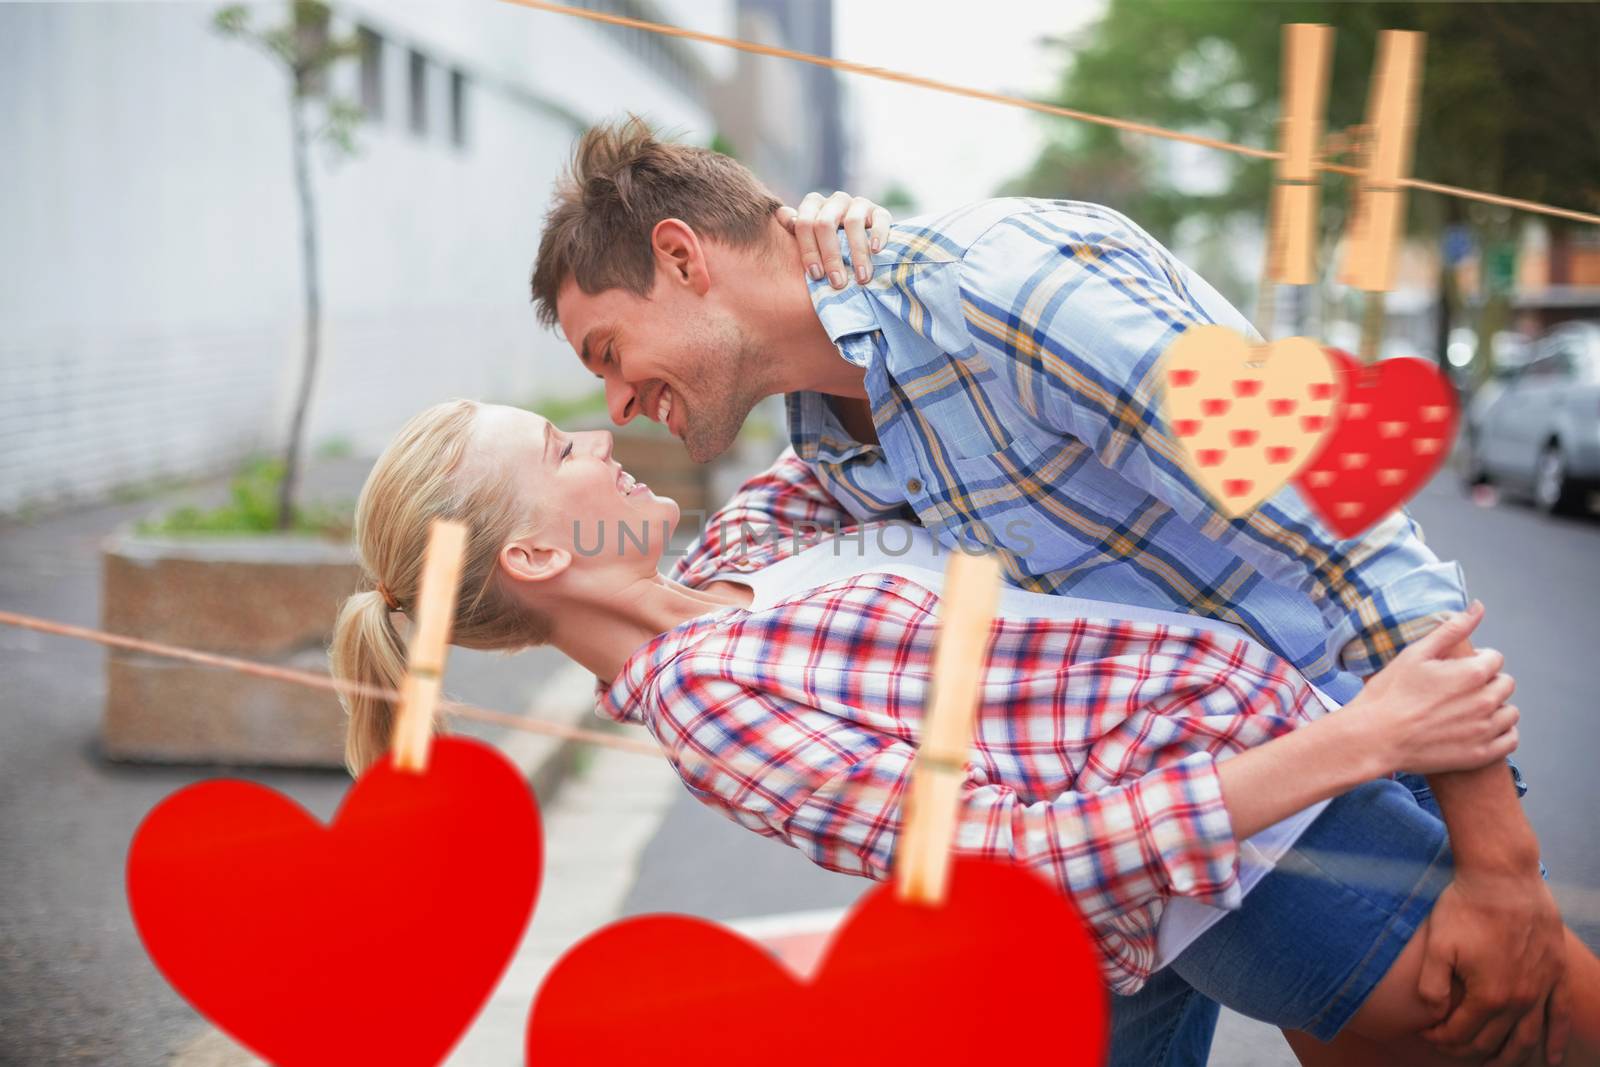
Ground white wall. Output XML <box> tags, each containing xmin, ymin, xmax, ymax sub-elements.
<box><xmin>0</xmin><ymin>0</ymin><xmax>727</xmax><ymax>515</ymax></box>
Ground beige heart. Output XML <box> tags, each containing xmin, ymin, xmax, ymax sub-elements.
<box><xmin>1159</xmin><ymin>326</ymin><xmax>1342</xmax><ymax>515</ymax></box>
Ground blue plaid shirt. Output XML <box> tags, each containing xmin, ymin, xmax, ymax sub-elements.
<box><xmin>789</xmin><ymin>198</ymin><xmax>1468</xmax><ymax>700</ymax></box>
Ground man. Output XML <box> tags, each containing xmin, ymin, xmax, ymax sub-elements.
<box><xmin>530</xmin><ymin>117</ymin><xmax>1569</xmax><ymax>1065</ymax></box>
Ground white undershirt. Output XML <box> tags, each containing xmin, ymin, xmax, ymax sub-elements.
<box><xmin>704</xmin><ymin>527</ymin><xmax>1333</xmax><ymax>967</ymax></box>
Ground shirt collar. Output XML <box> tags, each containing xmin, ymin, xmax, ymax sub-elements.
<box><xmin>789</xmin><ymin>267</ymin><xmax>885</xmax><ymax>464</ymax></box>
<box><xmin>805</xmin><ymin>252</ymin><xmax>880</xmax><ymax>352</ymax></box>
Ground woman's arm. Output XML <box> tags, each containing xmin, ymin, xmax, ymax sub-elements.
<box><xmin>646</xmin><ymin>598</ymin><xmax>1514</xmax><ymax>925</ymax></box>
<box><xmin>1218</xmin><ymin>601</ymin><xmax>1518</xmax><ymax>839</ymax></box>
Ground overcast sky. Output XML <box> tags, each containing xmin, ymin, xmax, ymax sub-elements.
<box><xmin>833</xmin><ymin>0</ymin><xmax>1108</xmax><ymax>213</ymax></box>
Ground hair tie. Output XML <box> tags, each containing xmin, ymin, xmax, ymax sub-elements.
<box><xmin>375</xmin><ymin>582</ymin><xmax>400</xmax><ymax>613</ymax></box>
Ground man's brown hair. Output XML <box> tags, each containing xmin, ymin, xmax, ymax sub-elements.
<box><xmin>530</xmin><ymin>116</ymin><xmax>783</xmax><ymax>328</ymax></box>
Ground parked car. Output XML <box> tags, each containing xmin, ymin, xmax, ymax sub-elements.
<box><xmin>1460</xmin><ymin>320</ymin><xmax>1600</xmax><ymax>514</ymax></box>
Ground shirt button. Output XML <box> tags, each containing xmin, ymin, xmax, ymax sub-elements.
<box><xmin>906</xmin><ymin>478</ymin><xmax>923</xmax><ymax>494</ymax></box>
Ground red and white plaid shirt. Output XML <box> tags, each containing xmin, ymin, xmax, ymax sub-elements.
<box><xmin>598</xmin><ymin>450</ymin><xmax>1324</xmax><ymax>992</ymax></box>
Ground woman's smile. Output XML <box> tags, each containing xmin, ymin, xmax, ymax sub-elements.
<box><xmin>616</xmin><ymin>466</ymin><xmax>648</xmax><ymax>496</ymax></box>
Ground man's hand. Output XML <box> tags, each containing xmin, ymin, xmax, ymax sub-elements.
<box><xmin>1412</xmin><ymin>626</ymin><xmax>1571</xmax><ymax>1066</ymax></box>
<box><xmin>1418</xmin><ymin>870</ymin><xmax>1571</xmax><ymax>1066</ymax></box>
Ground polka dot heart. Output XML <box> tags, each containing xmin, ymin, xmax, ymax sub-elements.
<box><xmin>1294</xmin><ymin>350</ymin><xmax>1459</xmax><ymax>538</ymax></box>
<box><xmin>1159</xmin><ymin>326</ymin><xmax>1343</xmax><ymax>515</ymax></box>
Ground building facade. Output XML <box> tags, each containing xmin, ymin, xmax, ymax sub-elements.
<box><xmin>710</xmin><ymin>0</ymin><xmax>847</xmax><ymax>201</ymax></box>
<box><xmin>0</xmin><ymin>0</ymin><xmax>786</xmax><ymax>516</ymax></box>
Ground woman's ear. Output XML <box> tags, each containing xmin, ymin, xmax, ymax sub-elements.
<box><xmin>499</xmin><ymin>539</ymin><xmax>572</xmax><ymax>588</ymax></box>
<box><xmin>651</xmin><ymin>218</ymin><xmax>711</xmax><ymax>295</ymax></box>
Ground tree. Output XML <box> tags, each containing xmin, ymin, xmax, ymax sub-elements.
<box><xmin>1008</xmin><ymin>2</ymin><xmax>1600</xmax><ymax>372</ymax></box>
<box><xmin>214</xmin><ymin>1</ymin><xmax>362</xmax><ymax>529</ymax></box>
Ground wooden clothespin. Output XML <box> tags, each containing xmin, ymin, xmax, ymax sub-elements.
<box><xmin>1267</xmin><ymin>23</ymin><xmax>1334</xmax><ymax>290</ymax></box>
<box><xmin>1337</xmin><ymin>30</ymin><xmax>1425</xmax><ymax>361</ymax></box>
<box><xmin>895</xmin><ymin>550</ymin><xmax>1002</xmax><ymax>906</ymax></box>
<box><xmin>390</xmin><ymin>518</ymin><xmax>468</xmax><ymax>773</ymax></box>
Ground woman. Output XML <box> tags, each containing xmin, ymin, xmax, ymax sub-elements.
<box><xmin>329</xmin><ymin>398</ymin><xmax>1599</xmax><ymax>1065</ymax></box>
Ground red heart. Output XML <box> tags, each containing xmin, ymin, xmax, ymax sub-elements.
<box><xmin>1232</xmin><ymin>378</ymin><xmax>1264</xmax><ymax>398</ymax></box>
<box><xmin>128</xmin><ymin>737</ymin><xmax>541</xmax><ymax>1066</ymax></box>
<box><xmin>1169</xmin><ymin>368</ymin><xmax>1199</xmax><ymax>387</ymax></box>
<box><xmin>1266</xmin><ymin>446</ymin><xmax>1296</xmax><ymax>465</ymax></box>
<box><xmin>1229</xmin><ymin>428</ymin><xmax>1259</xmax><ymax>447</ymax></box>
<box><xmin>1200</xmin><ymin>397</ymin><xmax>1231</xmax><ymax>416</ymax></box>
<box><xmin>1196</xmin><ymin>448</ymin><xmax>1226</xmax><ymax>467</ymax></box>
<box><xmin>1173</xmin><ymin>418</ymin><xmax>1202</xmax><ymax>438</ymax></box>
<box><xmin>527</xmin><ymin>858</ymin><xmax>1108</xmax><ymax>1065</ymax></box>
<box><xmin>1294</xmin><ymin>350</ymin><xmax>1459</xmax><ymax>538</ymax></box>
<box><xmin>1267</xmin><ymin>398</ymin><xmax>1297</xmax><ymax>416</ymax></box>
<box><xmin>1223</xmin><ymin>478</ymin><xmax>1254</xmax><ymax>498</ymax></box>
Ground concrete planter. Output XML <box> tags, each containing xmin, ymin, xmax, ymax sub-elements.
<box><xmin>100</xmin><ymin>532</ymin><xmax>359</xmax><ymax>766</ymax></box>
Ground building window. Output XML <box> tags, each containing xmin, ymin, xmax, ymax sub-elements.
<box><xmin>408</xmin><ymin>49</ymin><xmax>428</xmax><ymax>136</ymax></box>
<box><xmin>358</xmin><ymin>27</ymin><xmax>383</xmax><ymax>120</ymax></box>
<box><xmin>449</xmin><ymin>70</ymin><xmax>468</xmax><ymax>149</ymax></box>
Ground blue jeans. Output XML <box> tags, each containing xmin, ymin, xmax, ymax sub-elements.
<box><xmin>1105</xmin><ymin>761</ymin><xmax>1532</xmax><ymax>1065</ymax></box>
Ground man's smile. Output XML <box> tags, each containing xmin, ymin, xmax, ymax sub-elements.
<box><xmin>641</xmin><ymin>381</ymin><xmax>677</xmax><ymax>434</ymax></box>
<box><xmin>655</xmin><ymin>383</ymin><xmax>674</xmax><ymax>427</ymax></box>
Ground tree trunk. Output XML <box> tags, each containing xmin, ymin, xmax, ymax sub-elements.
<box><xmin>277</xmin><ymin>88</ymin><xmax>321</xmax><ymax>531</ymax></box>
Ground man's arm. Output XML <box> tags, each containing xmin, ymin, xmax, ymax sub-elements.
<box><xmin>952</xmin><ymin>206</ymin><xmax>1567</xmax><ymax>1060</ymax></box>
<box><xmin>1410</xmin><ymin>632</ymin><xmax>1570</xmax><ymax>1066</ymax></box>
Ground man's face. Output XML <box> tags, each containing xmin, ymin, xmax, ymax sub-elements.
<box><xmin>555</xmin><ymin>276</ymin><xmax>765</xmax><ymax>464</ymax></box>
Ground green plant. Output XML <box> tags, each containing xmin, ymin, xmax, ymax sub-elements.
<box><xmin>136</xmin><ymin>458</ymin><xmax>352</xmax><ymax>539</ymax></box>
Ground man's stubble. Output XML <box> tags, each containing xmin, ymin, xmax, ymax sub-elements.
<box><xmin>676</xmin><ymin>322</ymin><xmax>769</xmax><ymax>464</ymax></box>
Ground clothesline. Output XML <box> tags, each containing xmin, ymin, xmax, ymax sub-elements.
<box><xmin>0</xmin><ymin>608</ymin><xmax>661</xmax><ymax>759</ymax></box>
<box><xmin>500</xmin><ymin>0</ymin><xmax>1600</xmax><ymax>228</ymax></box>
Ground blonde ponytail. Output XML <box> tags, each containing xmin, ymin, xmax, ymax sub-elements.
<box><xmin>330</xmin><ymin>400</ymin><xmax>554</xmax><ymax>775</ymax></box>
<box><xmin>329</xmin><ymin>589</ymin><xmax>410</xmax><ymax>775</ymax></box>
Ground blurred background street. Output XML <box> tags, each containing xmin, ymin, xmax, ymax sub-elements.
<box><xmin>3</xmin><ymin>0</ymin><xmax>1598</xmax><ymax>1063</ymax></box>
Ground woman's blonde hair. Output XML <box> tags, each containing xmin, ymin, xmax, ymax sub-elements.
<box><xmin>329</xmin><ymin>400</ymin><xmax>552</xmax><ymax>775</ymax></box>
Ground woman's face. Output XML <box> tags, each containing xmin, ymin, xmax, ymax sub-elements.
<box><xmin>467</xmin><ymin>404</ymin><xmax>680</xmax><ymax>572</ymax></box>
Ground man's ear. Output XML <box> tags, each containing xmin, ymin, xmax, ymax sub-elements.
<box><xmin>499</xmin><ymin>539</ymin><xmax>572</xmax><ymax>588</ymax></box>
<box><xmin>651</xmin><ymin>218</ymin><xmax>711</xmax><ymax>295</ymax></box>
